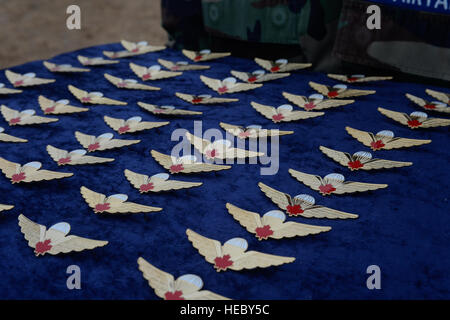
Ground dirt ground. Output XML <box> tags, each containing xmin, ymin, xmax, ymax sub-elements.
<box><xmin>0</xmin><ymin>0</ymin><xmax>167</xmax><ymax>68</ymax></box>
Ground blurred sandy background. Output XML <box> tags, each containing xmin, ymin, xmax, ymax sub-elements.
<box><xmin>0</xmin><ymin>0</ymin><xmax>167</xmax><ymax>68</ymax></box>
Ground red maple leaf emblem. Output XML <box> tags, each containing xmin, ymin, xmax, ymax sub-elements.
<box><xmin>206</xmin><ymin>149</ymin><xmax>217</xmax><ymax>159</ymax></box>
<box><xmin>319</xmin><ymin>184</ymin><xmax>336</xmax><ymax>195</ymax></box>
<box><xmin>94</xmin><ymin>203</ymin><xmax>110</xmax><ymax>213</ymax></box>
<box><xmin>218</xmin><ymin>86</ymin><xmax>228</xmax><ymax>93</ymax></box>
<box><xmin>139</xmin><ymin>183</ymin><xmax>154</xmax><ymax>193</ymax></box>
<box><xmin>117</xmin><ymin>82</ymin><xmax>127</xmax><ymax>88</ymax></box>
<box><xmin>9</xmin><ymin>117</ymin><xmax>21</xmax><ymax>125</ymax></box>
<box><xmin>370</xmin><ymin>140</ymin><xmax>385</xmax><ymax>151</ymax></box>
<box><xmin>81</xmin><ymin>97</ymin><xmax>91</xmax><ymax>103</ymax></box>
<box><xmin>118</xmin><ymin>126</ymin><xmax>130</xmax><ymax>134</ymax></box>
<box><xmin>142</xmin><ymin>74</ymin><xmax>151</xmax><ymax>80</ymax></box>
<box><xmin>11</xmin><ymin>172</ymin><xmax>26</xmax><ymax>183</ymax></box>
<box><xmin>35</xmin><ymin>239</ymin><xmax>52</xmax><ymax>256</ymax></box>
<box><xmin>214</xmin><ymin>254</ymin><xmax>233</xmax><ymax>271</ymax></box>
<box><xmin>57</xmin><ymin>157</ymin><xmax>71</xmax><ymax>165</ymax></box>
<box><xmin>304</xmin><ymin>102</ymin><xmax>316</xmax><ymax>110</ymax></box>
<box><xmin>88</xmin><ymin>142</ymin><xmax>100</xmax><ymax>152</ymax></box>
<box><xmin>194</xmin><ymin>55</ymin><xmax>203</xmax><ymax>61</ymax></box>
<box><xmin>164</xmin><ymin>290</ymin><xmax>184</xmax><ymax>300</ymax></box>
<box><xmin>348</xmin><ymin>160</ymin><xmax>364</xmax><ymax>170</ymax></box>
<box><xmin>255</xmin><ymin>225</ymin><xmax>274</xmax><ymax>240</ymax></box>
<box><xmin>286</xmin><ymin>204</ymin><xmax>304</xmax><ymax>216</ymax></box>
<box><xmin>271</xmin><ymin>66</ymin><xmax>280</xmax><ymax>72</ymax></box>
<box><xmin>238</xmin><ymin>131</ymin><xmax>250</xmax><ymax>138</ymax></box>
<box><xmin>14</xmin><ymin>80</ymin><xmax>24</xmax><ymax>86</ymax></box>
<box><xmin>272</xmin><ymin>114</ymin><xmax>284</xmax><ymax>122</ymax></box>
<box><xmin>44</xmin><ymin>107</ymin><xmax>56</xmax><ymax>114</ymax></box>
<box><xmin>327</xmin><ymin>91</ymin><xmax>338</xmax><ymax>98</ymax></box>
<box><xmin>192</xmin><ymin>97</ymin><xmax>203</xmax><ymax>104</ymax></box>
<box><xmin>170</xmin><ymin>164</ymin><xmax>184</xmax><ymax>173</ymax></box>
<box><xmin>423</xmin><ymin>104</ymin><xmax>436</xmax><ymax>110</ymax></box>
<box><xmin>247</xmin><ymin>76</ymin><xmax>257</xmax><ymax>83</ymax></box>
<box><xmin>407</xmin><ymin>119</ymin><xmax>422</xmax><ymax>128</ymax></box>
<box><xmin>347</xmin><ymin>77</ymin><xmax>358</xmax><ymax>82</ymax></box>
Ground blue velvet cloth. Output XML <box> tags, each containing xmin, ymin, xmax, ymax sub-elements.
<box><xmin>0</xmin><ymin>43</ymin><xmax>449</xmax><ymax>300</ymax></box>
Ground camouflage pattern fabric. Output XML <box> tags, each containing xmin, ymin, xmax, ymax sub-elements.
<box><xmin>161</xmin><ymin>0</ymin><xmax>450</xmax><ymax>81</ymax></box>
<box><xmin>333</xmin><ymin>0</ymin><xmax>450</xmax><ymax>81</ymax></box>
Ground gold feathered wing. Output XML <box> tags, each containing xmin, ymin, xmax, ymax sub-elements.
<box><xmin>0</xmin><ymin>157</ymin><xmax>18</xmax><ymax>178</ymax></box>
<box><xmin>0</xmin><ymin>86</ymin><xmax>22</xmax><ymax>94</ymax></box>
<box><xmin>137</xmin><ymin>257</ymin><xmax>175</xmax><ymax>299</ymax></box>
<box><xmin>80</xmin><ymin>186</ymin><xmax>162</xmax><ymax>214</ymax></box>
<box><xmin>334</xmin><ymin>182</ymin><xmax>388</xmax><ymax>194</ymax></box>
<box><xmin>129</xmin><ymin>63</ymin><xmax>182</xmax><ymax>80</ymax></box>
<box><xmin>38</xmin><ymin>95</ymin><xmax>88</xmax><ymax>114</ymax></box>
<box><xmin>309</xmin><ymin>81</ymin><xmax>375</xmax><ymax>98</ymax></box>
<box><xmin>124</xmin><ymin>169</ymin><xmax>202</xmax><ymax>192</ymax></box>
<box><xmin>420</xmin><ymin>118</ymin><xmax>450</xmax><ymax>128</ymax></box>
<box><xmin>319</xmin><ymin>146</ymin><xmax>412</xmax><ymax>170</ymax></box>
<box><xmin>232</xmin><ymin>251</ymin><xmax>295</xmax><ymax>271</ymax></box>
<box><xmin>0</xmin><ymin>157</ymin><xmax>72</xmax><ymax>183</ymax></box>
<box><xmin>187</xmin><ymin>229</ymin><xmax>295</xmax><ymax>270</ymax></box>
<box><xmin>1</xmin><ymin>105</ymin><xmax>58</xmax><ymax>125</ymax></box>
<box><xmin>378</xmin><ymin>107</ymin><xmax>409</xmax><ymax>126</ymax></box>
<box><xmin>257</xmin><ymin>182</ymin><xmax>358</xmax><ymax>219</ymax></box>
<box><xmin>75</xmin><ymin>131</ymin><xmax>140</xmax><ymax>151</ymax></box>
<box><xmin>282</xmin><ymin>92</ymin><xmax>354</xmax><ymax>110</ymax></box>
<box><xmin>120</xmin><ymin>40</ymin><xmax>166</xmax><ymax>53</ymax></box>
<box><xmin>21</xmin><ymin>169</ymin><xmax>72</xmax><ymax>183</ymax></box>
<box><xmin>230</xmin><ymin>70</ymin><xmax>289</xmax><ymax>83</ymax></box>
<box><xmin>250</xmin><ymin>102</ymin><xmax>276</xmax><ymax>120</ymax></box>
<box><xmin>5</xmin><ymin>70</ymin><xmax>55</xmax><ymax>87</ymax></box>
<box><xmin>426</xmin><ymin>89</ymin><xmax>450</xmax><ymax>104</ymax></box>
<box><xmin>225</xmin><ymin>203</ymin><xmax>263</xmax><ymax>234</ymax></box>
<box><xmin>77</xmin><ymin>55</ymin><xmax>119</xmax><ymax>66</ymax></box>
<box><xmin>182</xmin><ymin>49</ymin><xmax>230</xmax><ymax>62</ymax></box>
<box><xmin>200</xmin><ymin>75</ymin><xmax>261</xmax><ymax>94</ymax></box>
<box><xmin>104</xmin><ymin>73</ymin><xmax>160</xmax><ymax>91</ymax></box>
<box><xmin>345</xmin><ymin>126</ymin><xmax>376</xmax><ymax>147</ymax></box>
<box><xmin>158</xmin><ymin>59</ymin><xmax>210</xmax><ymax>71</ymax></box>
<box><xmin>405</xmin><ymin>93</ymin><xmax>450</xmax><ymax>113</ymax></box>
<box><xmin>226</xmin><ymin>203</ymin><xmax>330</xmax><ymax>238</ymax></box>
<box><xmin>18</xmin><ymin>214</ymin><xmax>108</xmax><ymax>255</ymax></box>
<box><xmin>219</xmin><ymin>122</ymin><xmax>292</xmax><ymax>138</ymax></box>
<box><xmin>319</xmin><ymin>146</ymin><xmax>353</xmax><ymax>167</ymax></box>
<box><xmin>137</xmin><ymin>258</ymin><xmax>230</xmax><ymax>300</ymax></box>
<box><xmin>175</xmin><ymin>92</ymin><xmax>238</xmax><ymax>104</ymax></box>
<box><xmin>103</xmin><ymin>115</ymin><xmax>169</xmax><ymax>133</ymax></box>
<box><xmin>283</xmin><ymin>110</ymin><xmax>324</xmax><ymax>121</ymax></box>
<box><xmin>0</xmin><ymin>204</ymin><xmax>14</xmax><ymax>212</ymax></box>
<box><xmin>345</xmin><ymin>126</ymin><xmax>431</xmax><ymax>149</ymax></box>
<box><xmin>360</xmin><ymin>159</ymin><xmax>413</xmax><ymax>170</ymax></box>
<box><xmin>46</xmin><ymin>145</ymin><xmax>114</xmax><ymax>165</ymax></box>
<box><xmin>185</xmin><ymin>132</ymin><xmax>263</xmax><ymax>159</ymax></box>
<box><xmin>379</xmin><ymin>107</ymin><xmax>450</xmax><ymax>128</ymax></box>
<box><xmin>138</xmin><ymin>102</ymin><xmax>202</xmax><ymax>116</ymax></box>
<box><xmin>150</xmin><ymin>150</ymin><xmax>231</xmax><ymax>174</ymax></box>
<box><xmin>43</xmin><ymin>61</ymin><xmax>90</xmax><ymax>73</ymax></box>
<box><xmin>68</xmin><ymin>85</ymin><xmax>127</xmax><ymax>105</ymax></box>
<box><xmin>0</xmin><ymin>132</ymin><xmax>27</xmax><ymax>143</ymax></box>
<box><xmin>186</xmin><ymin>229</ymin><xmax>223</xmax><ymax>265</ymax></box>
<box><xmin>200</xmin><ymin>75</ymin><xmax>222</xmax><ymax>92</ymax></box>
<box><xmin>288</xmin><ymin>169</ymin><xmax>323</xmax><ymax>190</ymax></box>
<box><xmin>254</xmin><ymin>58</ymin><xmax>311</xmax><ymax>72</ymax></box>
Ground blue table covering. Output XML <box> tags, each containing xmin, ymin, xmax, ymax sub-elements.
<box><xmin>0</xmin><ymin>43</ymin><xmax>449</xmax><ymax>299</ymax></box>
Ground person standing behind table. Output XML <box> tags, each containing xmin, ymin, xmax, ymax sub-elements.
<box><xmin>161</xmin><ymin>0</ymin><xmax>450</xmax><ymax>83</ymax></box>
